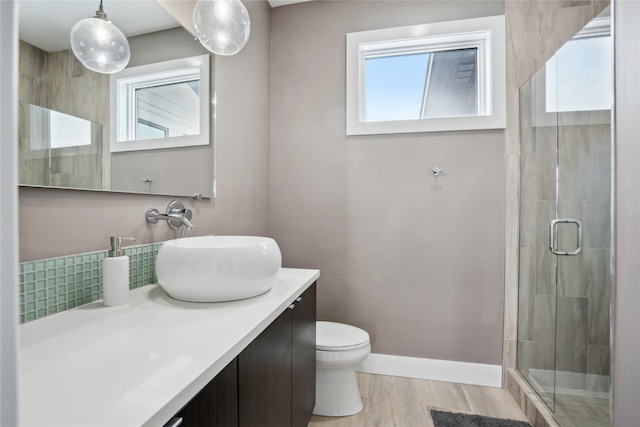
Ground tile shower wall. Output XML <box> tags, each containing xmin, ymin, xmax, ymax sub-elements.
<box><xmin>19</xmin><ymin>243</ymin><xmax>160</xmax><ymax>324</ymax></box>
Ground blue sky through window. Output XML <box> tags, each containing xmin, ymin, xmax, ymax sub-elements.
<box><xmin>364</xmin><ymin>53</ymin><xmax>430</xmax><ymax>121</ymax></box>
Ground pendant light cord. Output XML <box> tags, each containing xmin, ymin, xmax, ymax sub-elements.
<box><xmin>95</xmin><ymin>0</ymin><xmax>107</xmax><ymax>20</ymax></box>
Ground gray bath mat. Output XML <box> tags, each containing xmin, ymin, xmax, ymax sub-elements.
<box><xmin>430</xmin><ymin>409</ymin><xmax>532</xmax><ymax>427</ymax></box>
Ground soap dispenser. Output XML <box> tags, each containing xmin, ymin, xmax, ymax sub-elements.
<box><xmin>103</xmin><ymin>236</ymin><xmax>135</xmax><ymax>307</ymax></box>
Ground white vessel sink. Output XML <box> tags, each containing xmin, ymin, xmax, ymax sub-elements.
<box><xmin>156</xmin><ymin>236</ymin><xmax>282</xmax><ymax>302</ymax></box>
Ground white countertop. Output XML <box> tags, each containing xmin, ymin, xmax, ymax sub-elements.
<box><xmin>19</xmin><ymin>268</ymin><xmax>319</xmax><ymax>427</ymax></box>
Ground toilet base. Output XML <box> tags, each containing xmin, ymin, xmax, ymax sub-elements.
<box><xmin>313</xmin><ymin>367</ymin><xmax>363</xmax><ymax>417</ymax></box>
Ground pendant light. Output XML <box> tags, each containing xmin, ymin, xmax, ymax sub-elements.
<box><xmin>70</xmin><ymin>0</ymin><xmax>130</xmax><ymax>74</ymax></box>
<box><xmin>192</xmin><ymin>0</ymin><xmax>251</xmax><ymax>56</ymax></box>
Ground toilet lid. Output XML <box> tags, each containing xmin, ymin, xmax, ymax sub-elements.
<box><xmin>316</xmin><ymin>321</ymin><xmax>370</xmax><ymax>351</ymax></box>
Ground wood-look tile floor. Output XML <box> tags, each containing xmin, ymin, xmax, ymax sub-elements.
<box><xmin>308</xmin><ymin>373</ymin><xmax>529</xmax><ymax>427</ymax></box>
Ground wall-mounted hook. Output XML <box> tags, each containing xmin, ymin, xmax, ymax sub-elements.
<box><xmin>431</xmin><ymin>167</ymin><xmax>445</xmax><ymax>177</ymax></box>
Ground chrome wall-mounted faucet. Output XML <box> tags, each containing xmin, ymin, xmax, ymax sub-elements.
<box><xmin>146</xmin><ymin>200</ymin><xmax>194</xmax><ymax>235</ymax></box>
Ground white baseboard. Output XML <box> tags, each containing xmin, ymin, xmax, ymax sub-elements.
<box><xmin>355</xmin><ymin>353</ymin><xmax>503</xmax><ymax>388</ymax></box>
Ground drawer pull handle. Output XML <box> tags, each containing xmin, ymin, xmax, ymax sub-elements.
<box><xmin>164</xmin><ymin>417</ymin><xmax>183</xmax><ymax>427</ymax></box>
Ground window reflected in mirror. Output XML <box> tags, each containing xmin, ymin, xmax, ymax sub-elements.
<box><xmin>111</xmin><ymin>54</ymin><xmax>210</xmax><ymax>153</ymax></box>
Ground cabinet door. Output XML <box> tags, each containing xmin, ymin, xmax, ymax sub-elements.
<box><xmin>291</xmin><ymin>283</ymin><xmax>316</xmax><ymax>427</ymax></box>
<box><xmin>239</xmin><ymin>309</ymin><xmax>292</xmax><ymax>427</ymax></box>
<box><xmin>175</xmin><ymin>358</ymin><xmax>238</xmax><ymax>427</ymax></box>
<box><xmin>291</xmin><ymin>283</ymin><xmax>317</xmax><ymax>427</ymax></box>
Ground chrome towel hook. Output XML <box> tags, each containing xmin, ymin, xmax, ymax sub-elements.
<box><xmin>431</xmin><ymin>166</ymin><xmax>445</xmax><ymax>177</ymax></box>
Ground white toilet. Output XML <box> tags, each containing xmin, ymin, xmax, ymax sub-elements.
<box><xmin>313</xmin><ymin>321</ymin><xmax>371</xmax><ymax>416</ymax></box>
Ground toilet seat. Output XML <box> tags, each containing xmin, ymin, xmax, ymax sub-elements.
<box><xmin>316</xmin><ymin>321</ymin><xmax>370</xmax><ymax>351</ymax></box>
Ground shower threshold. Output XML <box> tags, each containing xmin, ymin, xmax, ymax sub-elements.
<box><xmin>528</xmin><ymin>368</ymin><xmax>610</xmax><ymax>399</ymax></box>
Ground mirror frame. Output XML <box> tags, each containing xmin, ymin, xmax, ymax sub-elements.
<box><xmin>110</xmin><ymin>54</ymin><xmax>210</xmax><ymax>153</ymax></box>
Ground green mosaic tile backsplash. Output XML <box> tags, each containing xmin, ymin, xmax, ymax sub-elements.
<box><xmin>19</xmin><ymin>243</ymin><xmax>161</xmax><ymax>324</ymax></box>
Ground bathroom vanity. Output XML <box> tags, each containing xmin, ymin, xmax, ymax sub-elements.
<box><xmin>18</xmin><ymin>268</ymin><xmax>319</xmax><ymax>427</ymax></box>
<box><xmin>174</xmin><ymin>281</ymin><xmax>316</xmax><ymax>426</ymax></box>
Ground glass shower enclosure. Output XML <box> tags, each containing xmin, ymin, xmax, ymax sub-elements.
<box><xmin>517</xmin><ymin>10</ymin><xmax>612</xmax><ymax>427</ymax></box>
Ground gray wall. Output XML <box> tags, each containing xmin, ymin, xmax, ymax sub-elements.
<box><xmin>270</xmin><ymin>1</ymin><xmax>505</xmax><ymax>365</ymax></box>
<box><xmin>18</xmin><ymin>0</ymin><xmax>271</xmax><ymax>261</ymax></box>
<box><xmin>612</xmin><ymin>0</ymin><xmax>640</xmax><ymax>424</ymax></box>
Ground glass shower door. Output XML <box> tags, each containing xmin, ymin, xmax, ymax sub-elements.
<box><xmin>517</xmin><ymin>70</ymin><xmax>559</xmax><ymax>411</ymax></box>
<box><xmin>517</xmin><ymin>10</ymin><xmax>612</xmax><ymax>427</ymax></box>
<box><xmin>551</xmin><ymin>80</ymin><xmax>612</xmax><ymax>427</ymax></box>
<box><xmin>550</xmin><ymin>16</ymin><xmax>612</xmax><ymax>425</ymax></box>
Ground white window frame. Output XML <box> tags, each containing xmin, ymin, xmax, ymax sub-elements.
<box><xmin>110</xmin><ymin>54</ymin><xmax>210</xmax><ymax>153</ymax></box>
<box><xmin>346</xmin><ymin>15</ymin><xmax>506</xmax><ymax>136</ymax></box>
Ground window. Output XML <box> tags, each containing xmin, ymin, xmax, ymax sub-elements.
<box><xmin>346</xmin><ymin>15</ymin><xmax>506</xmax><ymax>135</ymax></box>
<box><xmin>365</xmin><ymin>48</ymin><xmax>479</xmax><ymax>121</ymax></box>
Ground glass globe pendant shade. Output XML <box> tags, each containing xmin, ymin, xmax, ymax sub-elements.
<box><xmin>70</xmin><ymin>2</ymin><xmax>130</xmax><ymax>74</ymax></box>
<box><xmin>193</xmin><ymin>0</ymin><xmax>251</xmax><ymax>56</ymax></box>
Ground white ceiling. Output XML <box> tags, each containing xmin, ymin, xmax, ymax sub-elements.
<box><xmin>19</xmin><ymin>0</ymin><xmax>314</xmax><ymax>53</ymax></box>
<box><xmin>18</xmin><ymin>0</ymin><xmax>180</xmax><ymax>52</ymax></box>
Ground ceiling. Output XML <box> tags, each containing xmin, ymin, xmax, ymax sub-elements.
<box><xmin>19</xmin><ymin>0</ymin><xmax>181</xmax><ymax>52</ymax></box>
<box><xmin>19</xmin><ymin>0</ymin><xmax>313</xmax><ymax>53</ymax></box>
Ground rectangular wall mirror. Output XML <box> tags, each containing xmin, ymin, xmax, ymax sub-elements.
<box><xmin>17</xmin><ymin>0</ymin><xmax>215</xmax><ymax>198</ymax></box>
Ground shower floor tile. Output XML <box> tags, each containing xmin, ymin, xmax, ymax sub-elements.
<box><xmin>554</xmin><ymin>394</ymin><xmax>610</xmax><ymax>427</ymax></box>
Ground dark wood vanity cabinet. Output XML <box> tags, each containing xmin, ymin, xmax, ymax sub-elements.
<box><xmin>291</xmin><ymin>283</ymin><xmax>317</xmax><ymax>427</ymax></box>
<box><xmin>170</xmin><ymin>283</ymin><xmax>316</xmax><ymax>427</ymax></box>
<box><xmin>239</xmin><ymin>303</ymin><xmax>293</xmax><ymax>426</ymax></box>
<box><xmin>175</xmin><ymin>359</ymin><xmax>238</xmax><ymax>426</ymax></box>
<box><xmin>239</xmin><ymin>282</ymin><xmax>317</xmax><ymax>427</ymax></box>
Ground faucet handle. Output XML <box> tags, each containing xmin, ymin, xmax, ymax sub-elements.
<box><xmin>166</xmin><ymin>201</ymin><xmax>194</xmax><ymax>231</ymax></box>
<box><xmin>167</xmin><ymin>200</ymin><xmax>184</xmax><ymax>216</ymax></box>
<box><xmin>146</xmin><ymin>201</ymin><xmax>195</xmax><ymax>232</ymax></box>
<box><xmin>180</xmin><ymin>208</ymin><xmax>194</xmax><ymax>236</ymax></box>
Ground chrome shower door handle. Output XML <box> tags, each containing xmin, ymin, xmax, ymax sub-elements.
<box><xmin>549</xmin><ymin>218</ymin><xmax>583</xmax><ymax>256</ymax></box>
